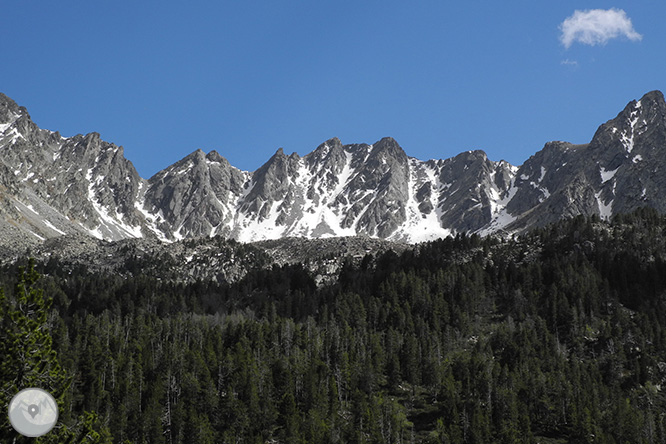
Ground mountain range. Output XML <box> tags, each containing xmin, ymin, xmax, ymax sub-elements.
<box><xmin>1</xmin><ymin>90</ymin><xmax>665</xmax><ymax>247</ymax></box>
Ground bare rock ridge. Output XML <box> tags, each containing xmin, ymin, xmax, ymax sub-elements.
<box><xmin>0</xmin><ymin>90</ymin><xmax>665</xmax><ymax>247</ymax></box>
<box><xmin>503</xmin><ymin>90</ymin><xmax>666</xmax><ymax>232</ymax></box>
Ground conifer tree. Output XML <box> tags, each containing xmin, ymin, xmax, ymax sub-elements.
<box><xmin>0</xmin><ymin>259</ymin><xmax>110</xmax><ymax>443</ymax></box>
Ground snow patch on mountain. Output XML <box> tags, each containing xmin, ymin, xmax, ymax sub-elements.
<box><xmin>620</xmin><ymin>100</ymin><xmax>642</xmax><ymax>153</ymax></box>
<box><xmin>596</xmin><ymin>190</ymin><xmax>613</xmax><ymax>219</ymax></box>
<box><xmin>235</xmin><ymin>199</ymin><xmax>287</xmax><ymax>242</ymax></box>
<box><xmin>284</xmin><ymin>153</ymin><xmax>357</xmax><ymax>239</ymax></box>
<box><xmin>479</xmin><ymin>179</ymin><xmax>518</xmax><ymax>236</ymax></box>
<box><xmin>392</xmin><ymin>159</ymin><xmax>451</xmax><ymax>242</ymax></box>
<box><xmin>43</xmin><ymin>219</ymin><xmax>66</xmax><ymax>235</ymax></box>
<box><xmin>600</xmin><ymin>166</ymin><xmax>619</xmax><ymax>183</ymax></box>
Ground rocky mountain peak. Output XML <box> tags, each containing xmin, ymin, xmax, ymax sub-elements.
<box><xmin>632</xmin><ymin>90</ymin><xmax>666</xmax><ymax>136</ymax></box>
<box><xmin>591</xmin><ymin>90</ymin><xmax>666</xmax><ymax>156</ymax></box>
<box><xmin>0</xmin><ymin>93</ymin><xmax>22</xmax><ymax>121</ymax></box>
<box><xmin>206</xmin><ymin>150</ymin><xmax>227</xmax><ymax>164</ymax></box>
<box><xmin>634</xmin><ymin>90</ymin><xmax>666</xmax><ymax>115</ymax></box>
<box><xmin>179</xmin><ymin>148</ymin><xmax>206</xmax><ymax>163</ymax></box>
<box><xmin>367</xmin><ymin>137</ymin><xmax>407</xmax><ymax>162</ymax></box>
<box><xmin>324</xmin><ymin>136</ymin><xmax>342</xmax><ymax>147</ymax></box>
<box><xmin>0</xmin><ymin>92</ymin><xmax>13</xmax><ymax>104</ymax></box>
<box><xmin>1</xmin><ymin>90</ymin><xmax>666</xmax><ymax>246</ymax></box>
<box><xmin>304</xmin><ymin>138</ymin><xmax>347</xmax><ymax>176</ymax></box>
<box><xmin>308</xmin><ymin>137</ymin><xmax>343</xmax><ymax>160</ymax></box>
<box><xmin>0</xmin><ymin>95</ymin><xmax>43</xmax><ymax>148</ymax></box>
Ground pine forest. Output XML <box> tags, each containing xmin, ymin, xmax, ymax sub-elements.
<box><xmin>2</xmin><ymin>208</ymin><xmax>666</xmax><ymax>443</ymax></box>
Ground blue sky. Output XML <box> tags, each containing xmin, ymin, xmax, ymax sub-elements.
<box><xmin>1</xmin><ymin>1</ymin><xmax>663</xmax><ymax>178</ymax></box>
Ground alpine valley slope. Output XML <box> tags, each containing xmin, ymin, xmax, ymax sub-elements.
<box><xmin>1</xmin><ymin>90</ymin><xmax>665</xmax><ymax>247</ymax></box>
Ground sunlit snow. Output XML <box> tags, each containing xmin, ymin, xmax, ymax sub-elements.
<box><xmin>43</xmin><ymin>220</ymin><xmax>66</xmax><ymax>235</ymax></box>
<box><xmin>596</xmin><ymin>190</ymin><xmax>613</xmax><ymax>219</ymax></box>
<box><xmin>391</xmin><ymin>159</ymin><xmax>452</xmax><ymax>242</ymax></box>
<box><xmin>479</xmin><ymin>177</ymin><xmax>518</xmax><ymax>236</ymax></box>
<box><xmin>600</xmin><ymin>166</ymin><xmax>618</xmax><ymax>183</ymax></box>
<box><xmin>620</xmin><ymin>100</ymin><xmax>642</xmax><ymax>153</ymax></box>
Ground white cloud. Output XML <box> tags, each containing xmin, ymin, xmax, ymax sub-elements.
<box><xmin>560</xmin><ymin>59</ymin><xmax>578</xmax><ymax>67</ymax></box>
<box><xmin>559</xmin><ymin>8</ymin><xmax>642</xmax><ymax>49</ymax></box>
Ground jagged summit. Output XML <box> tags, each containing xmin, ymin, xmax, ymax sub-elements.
<box><xmin>634</xmin><ymin>90</ymin><xmax>665</xmax><ymax>112</ymax></box>
<box><xmin>0</xmin><ymin>93</ymin><xmax>21</xmax><ymax>120</ymax></box>
<box><xmin>0</xmin><ymin>90</ymin><xmax>665</xmax><ymax>246</ymax></box>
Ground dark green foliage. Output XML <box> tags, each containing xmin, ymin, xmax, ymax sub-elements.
<box><xmin>0</xmin><ymin>259</ymin><xmax>111</xmax><ymax>443</ymax></box>
<box><xmin>3</xmin><ymin>209</ymin><xmax>666</xmax><ymax>442</ymax></box>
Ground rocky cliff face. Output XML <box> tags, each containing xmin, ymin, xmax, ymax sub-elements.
<box><xmin>1</xmin><ymin>90</ymin><xmax>665</xmax><ymax>247</ymax></box>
